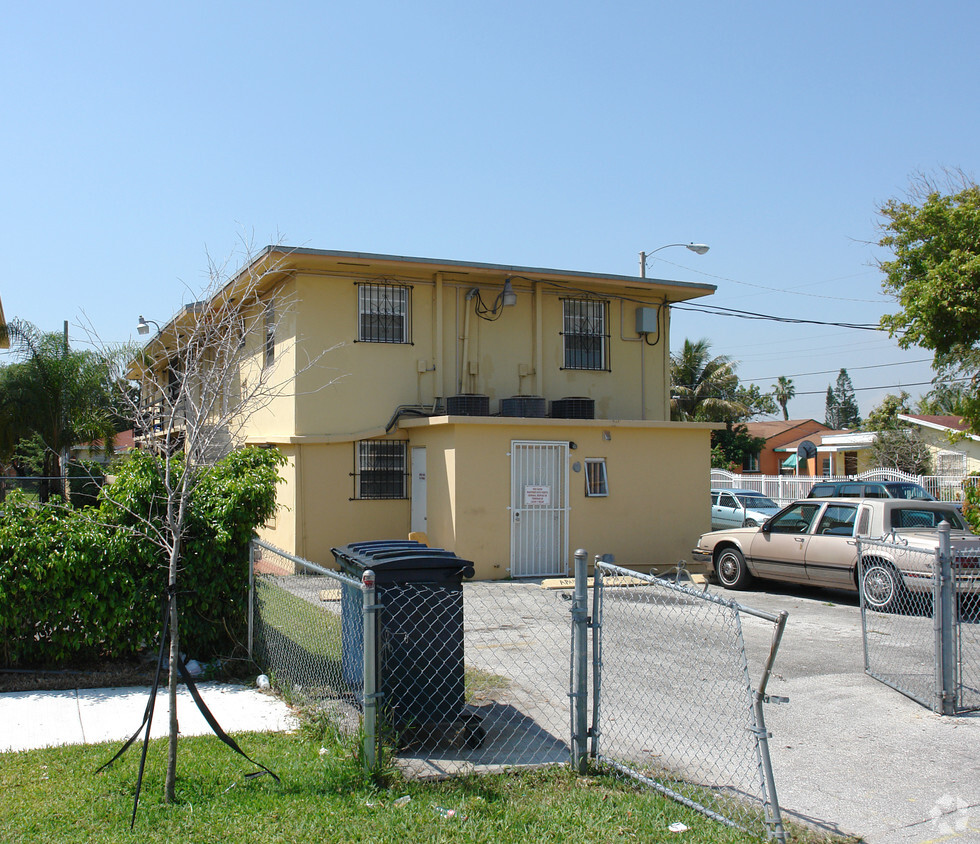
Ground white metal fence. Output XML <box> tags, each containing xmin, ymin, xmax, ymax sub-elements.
<box><xmin>711</xmin><ymin>468</ymin><xmax>976</xmax><ymax>506</ymax></box>
<box><xmin>858</xmin><ymin>527</ymin><xmax>980</xmax><ymax>715</ymax></box>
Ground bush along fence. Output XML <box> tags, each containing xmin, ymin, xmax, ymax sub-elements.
<box><xmin>250</xmin><ymin>541</ymin><xmax>790</xmax><ymax>841</ymax></box>
<box><xmin>0</xmin><ymin>447</ymin><xmax>281</xmax><ymax>669</ymax></box>
<box><xmin>858</xmin><ymin>523</ymin><xmax>980</xmax><ymax>715</ymax></box>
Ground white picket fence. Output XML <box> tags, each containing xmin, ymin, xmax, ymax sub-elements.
<box><xmin>710</xmin><ymin>468</ymin><xmax>974</xmax><ymax>507</ymax></box>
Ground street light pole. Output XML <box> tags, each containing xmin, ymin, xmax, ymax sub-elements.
<box><xmin>639</xmin><ymin>243</ymin><xmax>710</xmax><ymax>277</ymax></box>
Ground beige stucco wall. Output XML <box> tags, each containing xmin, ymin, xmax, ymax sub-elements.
<box><xmin>288</xmin><ymin>269</ymin><xmax>674</xmax><ymax>437</ymax></box>
<box><xmin>253</xmin><ymin>418</ymin><xmax>712</xmax><ymax>581</ymax></box>
<box><xmin>401</xmin><ymin>417</ymin><xmax>712</xmax><ymax>579</ymax></box>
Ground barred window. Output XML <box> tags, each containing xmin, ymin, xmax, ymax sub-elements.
<box><xmin>358</xmin><ymin>283</ymin><xmax>410</xmax><ymax>343</ymax></box>
<box><xmin>742</xmin><ymin>452</ymin><xmax>760</xmax><ymax>472</ymax></box>
<box><xmin>562</xmin><ymin>298</ymin><xmax>608</xmax><ymax>370</ymax></box>
<box><xmin>353</xmin><ymin>440</ymin><xmax>408</xmax><ymax>499</ymax></box>
<box><xmin>936</xmin><ymin>449</ymin><xmax>966</xmax><ymax>476</ymax></box>
<box><xmin>585</xmin><ymin>458</ymin><xmax>608</xmax><ymax>497</ymax></box>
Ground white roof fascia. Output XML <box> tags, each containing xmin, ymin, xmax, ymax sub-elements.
<box><xmin>897</xmin><ymin>414</ymin><xmax>980</xmax><ymax>442</ymax></box>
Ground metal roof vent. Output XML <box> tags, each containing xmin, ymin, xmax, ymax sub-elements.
<box><xmin>446</xmin><ymin>394</ymin><xmax>490</xmax><ymax>416</ymax></box>
<box><xmin>550</xmin><ymin>397</ymin><xmax>595</xmax><ymax>419</ymax></box>
<box><xmin>499</xmin><ymin>396</ymin><xmax>547</xmax><ymax>418</ymax></box>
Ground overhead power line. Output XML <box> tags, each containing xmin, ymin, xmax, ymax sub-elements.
<box><xmin>742</xmin><ymin>358</ymin><xmax>934</xmax><ymax>382</ymax></box>
<box><xmin>670</xmin><ymin>301</ymin><xmax>882</xmax><ymax>331</ymax></box>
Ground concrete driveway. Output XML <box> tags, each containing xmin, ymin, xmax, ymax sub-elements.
<box><xmin>720</xmin><ymin>580</ymin><xmax>980</xmax><ymax>843</ymax></box>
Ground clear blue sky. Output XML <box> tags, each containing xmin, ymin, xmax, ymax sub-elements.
<box><xmin>3</xmin><ymin>0</ymin><xmax>976</xmax><ymax>421</ymax></box>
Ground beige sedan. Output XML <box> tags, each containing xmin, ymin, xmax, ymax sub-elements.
<box><xmin>691</xmin><ymin>497</ymin><xmax>978</xmax><ymax>609</ymax></box>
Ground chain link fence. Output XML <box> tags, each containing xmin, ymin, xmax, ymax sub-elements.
<box><xmin>249</xmin><ymin>540</ymin><xmax>364</xmax><ymax>734</ymax></box>
<box><xmin>591</xmin><ymin>560</ymin><xmax>787</xmax><ymax>842</ymax></box>
<box><xmin>858</xmin><ymin>532</ymin><xmax>980</xmax><ymax>714</ymax></box>
<box><xmin>249</xmin><ymin>541</ymin><xmax>787</xmax><ymax>838</ymax></box>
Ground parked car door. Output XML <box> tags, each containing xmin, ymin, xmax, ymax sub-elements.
<box><xmin>803</xmin><ymin>502</ymin><xmax>861</xmax><ymax>589</ymax></box>
<box><xmin>712</xmin><ymin>491</ymin><xmax>743</xmax><ymax>529</ymax></box>
<box><xmin>747</xmin><ymin>501</ymin><xmax>824</xmax><ymax>582</ymax></box>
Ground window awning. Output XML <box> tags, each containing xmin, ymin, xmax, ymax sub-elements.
<box><xmin>781</xmin><ymin>454</ymin><xmax>798</xmax><ymax>469</ymax></box>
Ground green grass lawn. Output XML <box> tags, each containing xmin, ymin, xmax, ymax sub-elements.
<box><xmin>0</xmin><ymin>721</ymin><xmax>848</xmax><ymax>844</ymax></box>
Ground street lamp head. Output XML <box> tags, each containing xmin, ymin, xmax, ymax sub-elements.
<box><xmin>136</xmin><ymin>315</ymin><xmax>150</xmax><ymax>336</ymax></box>
<box><xmin>639</xmin><ymin>242</ymin><xmax>711</xmax><ymax>277</ymax></box>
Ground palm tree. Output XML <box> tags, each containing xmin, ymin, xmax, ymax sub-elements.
<box><xmin>0</xmin><ymin>319</ymin><xmax>119</xmax><ymax>499</ymax></box>
<box><xmin>773</xmin><ymin>375</ymin><xmax>796</xmax><ymax>421</ymax></box>
<box><xmin>670</xmin><ymin>338</ymin><xmax>753</xmax><ymax>422</ymax></box>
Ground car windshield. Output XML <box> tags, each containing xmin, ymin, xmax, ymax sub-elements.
<box><xmin>885</xmin><ymin>483</ymin><xmax>934</xmax><ymax>501</ymax></box>
<box><xmin>734</xmin><ymin>493</ymin><xmax>778</xmax><ymax>509</ymax></box>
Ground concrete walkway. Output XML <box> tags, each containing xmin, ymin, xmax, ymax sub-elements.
<box><xmin>0</xmin><ymin>682</ymin><xmax>298</xmax><ymax>754</ymax></box>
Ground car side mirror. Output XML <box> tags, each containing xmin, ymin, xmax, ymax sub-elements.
<box><xmin>760</xmin><ymin>520</ymin><xmax>772</xmax><ymax>533</ymax></box>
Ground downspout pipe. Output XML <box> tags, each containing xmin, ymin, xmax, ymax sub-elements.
<box><xmin>459</xmin><ymin>287</ymin><xmax>478</xmax><ymax>394</ymax></box>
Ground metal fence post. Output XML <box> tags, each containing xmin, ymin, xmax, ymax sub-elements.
<box><xmin>247</xmin><ymin>540</ymin><xmax>255</xmax><ymax>660</ymax></box>
<box><xmin>936</xmin><ymin>521</ymin><xmax>956</xmax><ymax>715</ymax></box>
<box><xmin>362</xmin><ymin>569</ymin><xmax>379</xmax><ymax>773</ymax></box>
<box><xmin>571</xmin><ymin>548</ymin><xmax>589</xmax><ymax>773</ymax></box>
<box><xmin>590</xmin><ymin>556</ymin><xmax>603</xmax><ymax>761</ymax></box>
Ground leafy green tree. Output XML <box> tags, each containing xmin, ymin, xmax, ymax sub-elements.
<box><xmin>773</xmin><ymin>375</ymin><xmax>795</xmax><ymax>421</ymax></box>
<box><xmin>862</xmin><ymin>391</ymin><xmax>931</xmax><ymax>473</ymax></box>
<box><xmin>0</xmin><ymin>320</ymin><xmax>118</xmax><ymax>499</ymax></box>
<box><xmin>916</xmin><ymin>364</ymin><xmax>972</xmax><ymax>417</ymax></box>
<box><xmin>670</xmin><ymin>338</ymin><xmax>775</xmax><ymax>422</ymax></box>
<box><xmin>825</xmin><ymin>368</ymin><xmax>861</xmax><ymax>429</ymax></box>
<box><xmin>863</xmin><ymin>391</ymin><xmax>912</xmax><ymax>432</ymax></box>
<box><xmin>878</xmin><ymin>172</ymin><xmax>980</xmax><ymax>431</ymax></box>
<box><xmin>710</xmin><ymin>423</ymin><xmax>766</xmax><ymax>470</ymax></box>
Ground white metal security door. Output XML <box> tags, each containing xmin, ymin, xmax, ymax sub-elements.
<box><xmin>510</xmin><ymin>441</ymin><xmax>569</xmax><ymax>577</ymax></box>
<box><xmin>411</xmin><ymin>447</ymin><xmax>427</xmax><ymax>534</ymax></box>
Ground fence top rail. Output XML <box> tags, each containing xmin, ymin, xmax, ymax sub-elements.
<box><xmin>595</xmin><ymin>561</ymin><xmax>785</xmax><ymax>625</ymax></box>
<box><xmin>252</xmin><ymin>537</ymin><xmax>361</xmax><ymax>588</ymax></box>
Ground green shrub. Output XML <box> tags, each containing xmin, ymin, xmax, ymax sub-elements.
<box><xmin>963</xmin><ymin>473</ymin><xmax>980</xmax><ymax>533</ymax></box>
<box><xmin>67</xmin><ymin>460</ymin><xmax>105</xmax><ymax>507</ymax></box>
<box><xmin>0</xmin><ymin>447</ymin><xmax>283</xmax><ymax>668</ymax></box>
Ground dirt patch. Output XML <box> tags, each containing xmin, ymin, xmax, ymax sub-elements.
<box><xmin>0</xmin><ymin>656</ymin><xmax>258</xmax><ymax>694</ymax></box>
<box><xmin>0</xmin><ymin>658</ymin><xmax>158</xmax><ymax>694</ymax></box>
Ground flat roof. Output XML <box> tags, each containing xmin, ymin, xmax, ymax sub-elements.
<box><xmin>259</xmin><ymin>245</ymin><xmax>717</xmax><ymax>297</ymax></box>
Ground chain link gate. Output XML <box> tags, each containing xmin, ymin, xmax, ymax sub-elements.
<box><xmin>858</xmin><ymin>523</ymin><xmax>980</xmax><ymax>715</ymax></box>
<box><xmin>586</xmin><ymin>555</ymin><xmax>789</xmax><ymax>842</ymax></box>
<box><xmin>250</xmin><ymin>539</ymin><xmax>789</xmax><ymax>838</ymax></box>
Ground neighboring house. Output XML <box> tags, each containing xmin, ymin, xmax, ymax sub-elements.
<box><xmin>70</xmin><ymin>429</ymin><xmax>135</xmax><ymax>465</ymax></box>
<box><xmin>134</xmin><ymin>247</ymin><xmax>717</xmax><ymax>579</ymax></box>
<box><xmin>897</xmin><ymin>414</ymin><xmax>980</xmax><ymax>475</ymax></box>
<box><xmin>805</xmin><ymin>430</ymin><xmax>876</xmax><ymax>476</ymax></box>
<box><xmin>740</xmin><ymin>420</ymin><xmax>835</xmax><ymax>475</ymax></box>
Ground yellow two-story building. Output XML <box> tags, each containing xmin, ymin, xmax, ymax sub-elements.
<box><xmin>137</xmin><ymin>247</ymin><xmax>718</xmax><ymax>579</ymax></box>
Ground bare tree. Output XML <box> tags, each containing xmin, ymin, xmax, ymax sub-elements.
<box><xmin>87</xmin><ymin>239</ymin><xmax>335</xmax><ymax>805</ymax></box>
<box><xmin>869</xmin><ymin>427</ymin><xmax>933</xmax><ymax>475</ymax></box>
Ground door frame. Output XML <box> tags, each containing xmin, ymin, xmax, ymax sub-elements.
<box><xmin>509</xmin><ymin>440</ymin><xmax>570</xmax><ymax>577</ymax></box>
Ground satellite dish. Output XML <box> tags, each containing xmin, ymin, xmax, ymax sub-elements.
<box><xmin>797</xmin><ymin>440</ymin><xmax>817</xmax><ymax>464</ymax></box>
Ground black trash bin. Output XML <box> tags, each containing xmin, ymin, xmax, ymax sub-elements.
<box><xmin>333</xmin><ymin>540</ymin><xmax>476</xmax><ymax>738</ymax></box>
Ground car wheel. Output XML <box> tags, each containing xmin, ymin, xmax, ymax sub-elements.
<box><xmin>744</xmin><ymin>518</ymin><xmax>758</xmax><ymax>527</ymax></box>
<box><xmin>861</xmin><ymin>559</ymin><xmax>903</xmax><ymax>612</ymax></box>
<box><xmin>716</xmin><ymin>547</ymin><xmax>753</xmax><ymax>590</ymax></box>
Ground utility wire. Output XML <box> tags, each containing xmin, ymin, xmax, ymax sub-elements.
<box><xmin>742</xmin><ymin>358</ymin><xmax>934</xmax><ymax>382</ymax></box>
<box><xmin>652</xmin><ymin>256</ymin><xmax>886</xmax><ymax>304</ymax></box>
<box><xmin>671</xmin><ymin>301</ymin><xmax>882</xmax><ymax>331</ymax></box>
